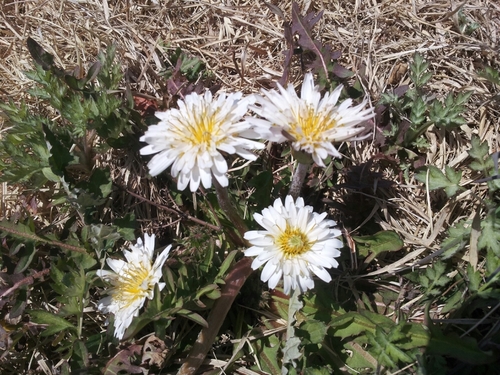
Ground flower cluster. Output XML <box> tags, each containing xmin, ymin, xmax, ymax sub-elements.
<box><xmin>98</xmin><ymin>73</ymin><xmax>375</xmax><ymax>339</ymax></box>
<box><xmin>97</xmin><ymin>234</ymin><xmax>170</xmax><ymax>340</ymax></box>
<box><xmin>139</xmin><ymin>72</ymin><xmax>374</xmax><ymax>190</ymax></box>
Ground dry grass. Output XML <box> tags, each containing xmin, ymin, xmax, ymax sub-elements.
<box><xmin>1</xmin><ymin>0</ymin><xmax>500</xmax><ymax>371</ymax></box>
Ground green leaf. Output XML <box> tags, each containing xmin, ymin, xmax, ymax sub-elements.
<box><xmin>469</xmin><ymin>136</ymin><xmax>491</xmax><ymax>170</ymax></box>
<box><xmin>176</xmin><ymin>309</ymin><xmax>208</xmax><ymax>328</ymax></box>
<box><xmin>282</xmin><ymin>336</ymin><xmax>301</xmax><ymax>368</ymax></box>
<box><xmin>467</xmin><ymin>264</ymin><xmax>482</xmax><ymax>293</ymax></box>
<box><xmin>415</xmin><ymin>165</ymin><xmax>463</xmax><ymax>197</ymax></box>
<box><xmin>195</xmin><ymin>284</ymin><xmax>220</xmax><ymax>300</ymax></box>
<box><xmin>367</xmin><ymin>325</ymin><xmax>414</xmax><ymax>368</ymax></box>
<box><xmin>409</xmin><ymin>52</ymin><xmax>432</xmax><ymax>87</ymax></box>
<box><xmin>441</xmin><ymin>218</ymin><xmax>471</xmax><ymax>259</ymax></box>
<box><xmin>252</xmin><ymin>334</ymin><xmax>281</xmax><ymax>375</ymax></box>
<box><xmin>72</xmin><ymin>339</ymin><xmax>89</xmax><ymax>369</ymax></box>
<box><xmin>430</xmin><ymin>91</ymin><xmax>471</xmax><ymax>129</ymax></box>
<box><xmin>478</xmin><ymin>207</ymin><xmax>500</xmax><ymax>256</ymax></box>
<box><xmin>64</xmin><ymin>75</ymin><xmax>84</xmax><ymax>91</ymax></box>
<box><xmin>478</xmin><ymin>65</ymin><xmax>500</xmax><ymax>85</ymax></box>
<box><xmin>72</xmin><ymin>251</ymin><xmax>97</xmax><ymax>270</ymax></box>
<box><xmin>215</xmin><ymin>249</ymin><xmax>238</xmax><ymax>282</ymax></box>
<box><xmin>88</xmin><ymin>168</ymin><xmax>112</xmax><ymax>198</ymax></box>
<box><xmin>248</xmin><ymin>171</ymin><xmax>273</xmax><ymax>209</ymax></box>
<box><xmin>330</xmin><ymin>311</ymin><xmax>394</xmax><ymax>339</ymax></box>
<box><xmin>42</xmin><ymin>166</ymin><xmax>61</xmax><ymax>182</ymax></box>
<box><xmin>353</xmin><ymin>230</ymin><xmax>404</xmax><ymax>257</ymax></box>
<box><xmin>427</xmin><ymin>325</ymin><xmax>495</xmax><ymax>365</ymax></box>
<box><xmin>114</xmin><ymin>213</ymin><xmax>137</xmax><ymax>241</ymax></box>
<box><xmin>29</xmin><ymin>310</ymin><xmax>77</xmax><ymax>336</ymax></box>
<box><xmin>13</xmin><ymin>242</ymin><xmax>37</xmax><ymax>274</ymax></box>
<box><xmin>419</xmin><ymin>261</ymin><xmax>452</xmax><ymax>297</ymax></box>
<box><xmin>409</xmin><ymin>96</ymin><xmax>427</xmax><ymax>125</ymax></box>
<box><xmin>299</xmin><ymin>320</ymin><xmax>327</xmax><ymax>344</ymax></box>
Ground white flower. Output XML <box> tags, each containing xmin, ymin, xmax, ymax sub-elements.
<box><xmin>140</xmin><ymin>90</ymin><xmax>266</xmax><ymax>192</ymax></box>
<box><xmin>97</xmin><ymin>234</ymin><xmax>171</xmax><ymax>340</ymax></box>
<box><xmin>248</xmin><ymin>72</ymin><xmax>375</xmax><ymax>167</ymax></box>
<box><xmin>244</xmin><ymin>196</ymin><xmax>342</xmax><ymax>294</ymax></box>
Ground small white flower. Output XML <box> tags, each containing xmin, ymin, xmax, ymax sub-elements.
<box><xmin>248</xmin><ymin>72</ymin><xmax>375</xmax><ymax>167</ymax></box>
<box><xmin>97</xmin><ymin>234</ymin><xmax>170</xmax><ymax>340</ymax></box>
<box><xmin>140</xmin><ymin>90</ymin><xmax>266</xmax><ymax>192</ymax></box>
<box><xmin>244</xmin><ymin>196</ymin><xmax>342</xmax><ymax>294</ymax></box>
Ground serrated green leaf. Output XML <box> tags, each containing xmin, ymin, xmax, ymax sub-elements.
<box><xmin>299</xmin><ymin>320</ymin><xmax>327</xmax><ymax>344</ymax></box>
<box><xmin>468</xmin><ymin>136</ymin><xmax>490</xmax><ymax>170</ymax></box>
<box><xmin>442</xmin><ymin>218</ymin><xmax>471</xmax><ymax>259</ymax></box>
<box><xmin>29</xmin><ymin>310</ymin><xmax>77</xmax><ymax>336</ymax></box>
<box><xmin>467</xmin><ymin>264</ymin><xmax>482</xmax><ymax>293</ymax></box>
<box><xmin>352</xmin><ymin>230</ymin><xmax>404</xmax><ymax>257</ymax></box>
<box><xmin>368</xmin><ymin>325</ymin><xmax>414</xmax><ymax>368</ymax></box>
<box><xmin>399</xmin><ymin>323</ymin><xmax>430</xmax><ymax>349</ymax></box>
<box><xmin>478</xmin><ymin>208</ymin><xmax>500</xmax><ymax>256</ymax></box>
<box><xmin>330</xmin><ymin>311</ymin><xmax>394</xmax><ymax>339</ymax></box>
<box><xmin>441</xmin><ymin>288</ymin><xmax>465</xmax><ymax>314</ymax></box>
<box><xmin>415</xmin><ymin>165</ymin><xmax>463</xmax><ymax>197</ymax></box>
<box><xmin>252</xmin><ymin>334</ymin><xmax>281</xmax><ymax>375</ymax></box>
<box><xmin>409</xmin><ymin>52</ymin><xmax>432</xmax><ymax>87</ymax></box>
<box><xmin>72</xmin><ymin>251</ymin><xmax>97</xmax><ymax>270</ymax></box>
<box><xmin>478</xmin><ymin>66</ymin><xmax>500</xmax><ymax>85</ymax></box>
<box><xmin>427</xmin><ymin>325</ymin><xmax>495</xmax><ymax>364</ymax></box>
<box><xmin>409</xmin><ymin>96</ymin><xmax>427</xmax><ymax>125</ymax></box>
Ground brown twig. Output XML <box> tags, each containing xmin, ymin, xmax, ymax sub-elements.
<box><xmin>0</xmin><ymin>268</ymin><xmax>50</xmax><ymax>299</ymax></box>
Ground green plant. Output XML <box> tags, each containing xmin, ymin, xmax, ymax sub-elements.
<box><xmin>378</xmin><ymin>52</ymin><xmax>471</xmax><ymax>150</ymax></box>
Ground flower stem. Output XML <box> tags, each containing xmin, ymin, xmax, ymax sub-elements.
<box><xmin>288</xmin><ymin>162</ymin><xmax>310</xmax><ymax>200</ymax></box>
<box><xmin>282</xmin><ymin>288</ymin><xmax>303</xmax><ymax>374</ymax></box>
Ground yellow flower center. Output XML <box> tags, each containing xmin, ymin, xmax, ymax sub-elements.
<box><xmin>290</xmin><ymin>107</ymin><xmax>336</xmax><ymax>143</ymax></box>
<box><xmin>186</xmin><ymin>106</ymin><xmax>220</xmax><ymax>146</ymax></box>
<box><xmin>277</xmin><ymin>225</ymin><xmax>311</xmax><ymax>257</ymax></box>
<box><xmin>115</xmin><ymin>263</ymin><xmax>152</xmax><ymax>307</ymax></box>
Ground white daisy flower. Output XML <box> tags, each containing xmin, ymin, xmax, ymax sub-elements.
<box><xmin>140</xmin><ymin>90</ymin><xmax>266</xmax><ymax>192</ymax></box>
<box><xmin>244</xmin><ymin>196</ymin><xmax>342</xmax><ymax>294</ymax></box>
<box><xmin>97</xmin><ymin>234</ymin><xmax>171</xmax><ymax>340</ymax></box>
<box><xmin>248</xmin><ymin>72</ymin><xmax>375</xmax><ymax>167</ymax></box>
